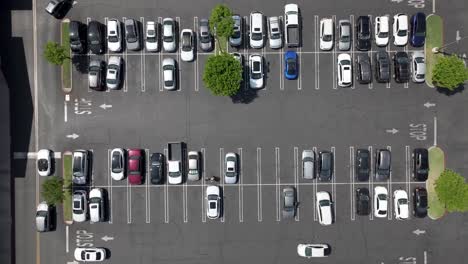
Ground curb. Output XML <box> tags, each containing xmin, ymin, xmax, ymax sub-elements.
<box><xmin>426</xmin><ymin>146</ymin><xmax>446</xmax><ymax>220</ymax></box>
<box><xmin>62</xmin><ymin>151</ymin><xmax>73</xmax><ymax>225</ymax></box>
<box><xmin>61</xmin><ymin>20</ymin><xmax>72</xmax><ymax>94</ymax></box>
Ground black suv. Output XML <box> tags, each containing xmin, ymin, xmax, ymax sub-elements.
<box><xmin>375</xmin><ymin>149</ymin><xmax>391</xmax><ymax>181</ymax></box>
<box><xmin>356</xmin><ymin>188</ymin><xmax>370</xmax><ymax>216</ymax></box>
<box><xmin>374</xmin><ymin>51</ymin><xmax>390</xmax><ymax>83</ymax></box>
<box><xmin>356</xmin><ymin>149</ymin><xmax>370</xmax><ymax>181</ymax></box>
<box><xmin>150</xmin><ymin>153</ymin><xmax>164</xmax><ymax>184</ymax></box>
<box><xmin>356</xmin><ymin>54</ymin><xmax>372</xmax><ymax>84</ymax></box>
<box><xmin>87</xmin><ymin>21</ymin><xmax>105</xmax><ymax>54</ymax></box>
<box><xmin>318</xmin><ymin>151</ymin><xmax>333</xmax><ymax>181</ymax></box>
<box><xmin>69</xmin><ymin>21</ymin><xmax>86</xmax><ymax>53</ymax></box>
<box><xmin>394</xmin><ymin>51</ymin><xmax>410</xmax><ymax>83</ymax></box>
<box><xmin>356</xmin><ymin>16</ymin><xmax>371</xmax><ymax>51</ymax></box>
<box><xmin>413</xmin><ymin>148</ymin><xmax>429</xmax><ymax>181</ymax></box>
<box><xmin>413</xmin><ymin>187</ymin><xmax>428</xmax><ymax>218</ymax></box>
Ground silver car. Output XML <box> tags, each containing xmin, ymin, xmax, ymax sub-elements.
<box><xmin>106</xmin><ymin>56</ymin><xmax>122</xmax><ymax>90</ymax></box>
<box><xmin>162</xmin><ymin>57</ymin><xmax>177</xmax><ymax>90</ymax></box>
<box><xmin>338</xmin><ymin>20</ymin><xmax>351</xmax><ymax>51</ymax></box>
<box><xmin>282</xmin><ymin>186</ymin><xmax>297</xmax><ymax>219</ymax></box>
<box><xmin>302</xmin><ymin>150</ymin><xmax>315</xmax><ymax>179</ymax></box>
<box><xmin>268</xmin><ymin>16</ymin><xmax>282</xmax><ymax>49</ymax></box>
<box><xmin>412</xmin><ymin>51</ymin><xmax>425</xmax><ymax>83</ymax></box>
<box><xmin>163</xmin><ymin>18</ymin><xmax>176</xmax><ymax>52</ymax></box>
<box><xmin>187</xmin><ymin>151</ymin><xmax>200</xmax><ymax>181</ymax></box>
<box><xmin>198</xmin><ymin>18</ymin><xmax>213</xmax><ymax>51</ymax></box>
<box><xmin>72</xmin><ymin>190</ymin><xmax>87</xmax><ymax>222</ymax></box>
<box><xmin>88</xmin><ymin>60</ymin><xmax>104</xmax><ymax>90</ymax></box>
<box><xmin>224</xmin><ymin>152</ymin><xmax>238</xmax><ymax>184</ymax></box>
<box><xmin>125</xmin><ymin>18</ymin><xmax>141</xmax><ymax>51</ymax></box>
<box><xmin>229</xmin><ymin>15</ymin><xmax>242</xmax><ymax>47</ymax></box>
<box><xmin>72</xmin><ymin>150</ymin><xmax>89</xmax><ymax>185</ymax></box>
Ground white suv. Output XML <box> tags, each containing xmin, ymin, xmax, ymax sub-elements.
<box><xmin>249</xmin><ymin>54</ymin><xmax>264</xmax><ymax>89</ymax></box>
<box><xmin>206</xmin><ymin>185</ymin><xmax>221</xmax><ymax>219</ymax></box>
<box><xmin>337</xmin><ymin>53</ymin><xmax>352</xmax><ymax>87</ymax></box>
<box><xmin>107</xmin><ymin>19</ymin><xmax>122</xmax><ymax>52</ymax></box>
<box><xmin>249</xmin><ymin>12</ymin><xmax>265</xmax><ymax>48</ymax></box>
<box><xmin>89</xmin><ymin>188</ymin><xmax>104</xmax><ymax>222</ymax></box>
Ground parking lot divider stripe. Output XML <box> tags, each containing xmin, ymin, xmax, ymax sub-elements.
<box><xmin>350</xmin><ymin>15</ymin><xmax>356</xmax><ymax>90</ymax></box>
<box><xmin>238</xmin><ymin>147</ymin><xmax>244</xmax><ymax>222</ymax></box>
<box><xmin>404</xmin><ymin>44</ymin><xmax>409</xmax><ymax>88</ymax></box>
<box><xmin>294</xmin><ymin>147</ymin><xmax>299</xmax><ymax>221</ymax></box>
<box><xmin>220</xmin><ymin>148</ymin><xmax>225</xmax><ymax>222</ymax></box>
<box><xmin>406</xmin><ymin>146</ymin><xmax>411</xmax><ymax>203</ymax></box>
<box><xmin>201</xmin><ymin>148</ymin><xmax>206</xmax><ymax>222</ymax></box>
<box><xmin>176</xmin><ymin>17</ymin><xmax>181</xmax><ymax>92</ymax></box>
<box><xmin>158</xmin><ymin>17</ymin><xmax>163</xmax><ymax>92</ymax></box>
<box><xmin>314</xmin><ymin>16</ymin><xmax>319</xmax><ymax>90</ymax></box>
<box><xmin>183</xmin><ymin>181</ymin><xmax>188</xmax><ymax>223</ymax></box>
<box><xmin>280</xmin><ymin>46</ymin><xmax>284</xmax><ymax>91</ymax></box>
<box><xmin>298</xmin><ymin>46</ymin><xmax>302</xmax><ymax>90</ymax></box>
<box><xmin>141</xmin><ymin>17</ymin><xmax>146</xmax><ymax>92</ymax></box>
<box><xmin>331</xmin><ymin>146</ymin><xmax>337</xmax><ymax>220</ymax></box>
<box><xmin>107</xmin><ymin>149</ymin><xmax>113</xmax><ymax>223</ymax></box>
<box><xmin>275</xmin><ymin>147</ymin><xmax>280</xmax><ymax>221</ymax></box>
<box><xmin>387</xmin><ymin>145</ymin><xmax>392</xmax><ymax>220</ymax></box>
<box><xmin>350</xmin><ymin>147</ymin><xmax>355</xmax><ymax>221</ymax></box>
<box><xmin>332</xmin><ymin>15</ymin><xmax>337</xmax><ymax>90</ymax></box>
<box><xmin>146</xmin><ymin>149</ymin><xmax>150</xmax><ymax>223</ymax></box>
<box><xmin>194</xmin><ymin>17</ymin><xmax>199</xmax><ymax>92</ymax></box>
<box><xmin>126</xmin><ymin>176</ymin><xmax>131</xmax><ymax>223</ymax></box>
<box><xmin>123</xmin><ymin>17</ymin><xmax>128</xmax><ymax>92</ymax></box>
<box><xmin>164</xmin><ymin>148</ymin><xmax>169</xmax><ymax>223</ymax></box>
<box><xmin>368</xmin><ymin>146</ymin><xmax>374</xmax><ymax>220</ymax></box>
<box><xmin>312</xmin><ymin>146</ymin><xmax>318</xmax><ymax>221</ymax></box>
<box><xmin>386</xmin><ymin>43</ymin><xmax>391</xmax><ymax>88</ymax></box>
<box><xmin>257</xmin><ymin>147</ymin><xmax>263</xmax><ymax>222</ymax></box>
<box><xmin>243</xmin><ymin>16</ymin><xmax>249</xmax><ymax>91</ymax></box>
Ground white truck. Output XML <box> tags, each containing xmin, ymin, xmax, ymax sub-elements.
<box><xmin>284</xmin><ymin>4</ymin><xmax>300</xmax><ymax>47</ymax></box>
<box><xmin>167</xmin><ymin>142</ymin><xmax>184</xmax><ymax>184</ymax></box>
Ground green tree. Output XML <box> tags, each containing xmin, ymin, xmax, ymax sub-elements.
<box><xmin>43</xmin><ymin>41</ymin><xmax>70</xmax><ymax>65</ymax></box>
<box><xmin>432</xmin><ymin>55</ymin><xmax>468</xmax><ymax>90</ymax></box>
<box><xmin>435</xmin><ymin>169</ymin><xmax>468</xmax><ymax>212</ymax></box>
<box><xmin>203</xmin><ymin>53</ymin><xmax>243</xmax><ymax>96</ymax></box>
<box><xmin>41</xmin><ymin>177</ymin><xmax>64</xmax><ymax>206</ymax></box>
<box><xmin>209</xmin><ymin>4</ymin><xmax>234</xmax><ymax>53</ymax></box>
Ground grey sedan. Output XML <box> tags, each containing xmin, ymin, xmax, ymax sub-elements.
<box><xmin>125</xmin><ymin>18</ymin><xmax>141</xmax><ymax>51</ymax></box>
<box><xmin>282</xmin><ymin>186</ymin><xmax>297</xmax><ymax>219</ymax></box>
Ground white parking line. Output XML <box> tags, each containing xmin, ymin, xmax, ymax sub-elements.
<box><xmin>108</xmin><ymin>149</ymin><xmax>113</xmax><ymax>224</ymax></box>
<box><xmin>65</xmin><ymin>225</ymin><xmax>69</xmax><ymax>252</ymax></box>
<box><xmin>183</xmin><ymin>180</ymin><xmax>188</xmax><ymax>223</ymax></box>
<box><xmin>64</xmin><ymin>99</ymin><xmax>68</xmax><ymax>122</ymax></box>
<box><xmin>312</xmin><ymin>146</ymin><xmax>318</xmax><ymax>221</ymax></box>
<box><xmin>350</xmin><ymin>15</ymin><xmax>356</xmax><ymax>90</ymax></box>
<box><xmin>279</xmin><ymin>46</ymin><xmax>284</xmax><ymax>91</ymax></box>
<box><xmin>141</xmin><ymin>17</ymin><xmax>146</xmax><ymax>92</ymax></box>
<box><xmin>275</xmin><ymin>147</ymin><xmax>281</xmax><ymax>221</ymax></box>
<box><xmin>350</xmin><ymin>146</ymin><xmax>355</xmax><ymax>221</ymax></box>
<box><xmin>164</xmin><ymin>148</ymin><xmax>169</xmax><ymax>223</ymax></box>
<box><xmin>127</xmin><ymin>177</ymin><xmax>131</xmax><ymax>224</ymax></box>
<box><xmin>257</xmin><ymin>147</ymin><xmax>263</xmax><ymax>222</ymax></box>
<box><xmin>201</xmin><ymin>148</ymin><xmax>206</xmax><ymax>222</ymax></box>
<box><xmin>368</xmin><ymin>15</ymin><xmax>373</xmax><ymax>90</ymax></box>
<box><xmin>123</xmin><ymin>17</ymin><xmax>128</xmax><ymax>92</ymax></box>
<box><xmin>434</xmin><ymin>116</ymin><xmax>437</xmax><ymax>146</ymax></box>
<box><xmin>406</xmin><ymin>145</ymin><xmax>411</xmax><ymax>195</ymax></box>
<box><xmin>331</xmin><ymin>146</ymin><xmax>337</xmax><ymax>219</ymax></box>
<box><xmin>368</xmin><ymin>146</ymin><xmax>374</xmax><ymax>220</ymax></box>
<box><xmin>238</xmin><ymin>147</ymin><xmax>244</xmax><ymax>222</ymax></box>
<box><xmin>194</xmin><ymin>17</ymin><xmax>199</xmax><ymax>92</ymax></box>
<box><xmin>404</xmin><ymin>44</ymin><xmax>409</xmax><ymax>88</ymax></box>
<box><xmin>294</xmin><ymin>147</ymin><xmax>300</xmax><ymax>221</ymax></box>
<box><xmin>387</xmin><ymin>145</ymin><xmax>392</xmax><ymax>220</ymax></box>
<box><xmin>243</xmin><ymin>16</ymin><xmax>249</xmax><ymax>91</ymax></box>
<box><xmin>314</xmin><ymin>15</ymin><xmax>320</xmax><ymax>90</ymax></box>
<box><xmin>332</xmin><ymin>15</ymin><xmax>337</xmax><ymax>90</ymax></box>
<box><xmin>220</xmin><ymin>148</ymin><xmax>225</xmax><ymax>222</ymax></box>
<box><xmin>145</xmin><ymin>149</ymin><xmax>150</xmax><ymax>223</ymax></box>
<box><xmin>176</xmin><ymin>17</ymin><xmax>181</xmax><ymax>92</ymax></box>
<box><xmin>158</xmin><ymin>17</ymin><xmax>163</xmax><ymax>92</ymax></box>
<box><xmin>298</xmin><ymin>46</ymin><xmax>302</xmax><ymax>90</ymax></box>
<box><xmin>86</xmin><ymin>17</ymin><xmax>92</xmax><ymax>93</ymax></box>
<box><xmin>386</xmin><ymin>43</ymin><xmax>391</xmax><ymax>88</ymax></box>
<box><xmin>262</xmin><ymin>46</ymin><xmax>266</xmax><ymax>90</ymax></box>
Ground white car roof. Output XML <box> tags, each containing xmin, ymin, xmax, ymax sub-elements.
<box><xmin>108</xmin><ymin>56</ymin><xmax>121</xmax><ymax>66</ymax></box>
<box><xmin>37</xmin><ymin>149</ymin><xmax>50</xmax><ymax>159</ymax></box>
<box><xmin>396</xmin><ymin>14</ymin><xmax>408</xmax><ymax>29</ymax></box>
<box><xmin>377</xmin><ymin>16</ymin><xmax>389</xmax><ymax>31</ymax></box>
<box><xmin>89</xmin><ymin>188</ymin><xmax>102</xmax><ymax>198</ymax></box>
<box><xmin>37</xmin><ymin>201</ymin><xmax>48</xmax><ymax>211</ymax></box>
<box><xmin>206</xmin><ymin>185</ymin><xmax>220</xmax><ymax>196</ymax></box>
<box><xmin>338</xmin><ymin>53</ymin><xmax>351</xmax><ymax>61</ymax></box>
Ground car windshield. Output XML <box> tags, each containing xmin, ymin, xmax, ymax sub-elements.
<box><xmin>209</xmin><ymin>201</ymin><xmax>216</xmax><ymax>209</ymax></box>
<box><xmin>252</xmin><ymin>32</ymin><xmax>263</xmax><ymax>41</ymax></box>
<box><xmin>284</xmin><ymin>196</ymin><xmax>294</xmax><ymax>208</ymax></box>
<box><xmin>323</xmin><ymin>34</ymin><xmax>332</xmax><ymax>41</ymax></box>
<box><xmin>109</xmin><ymin>36</ymin><xmax>118</xmax><ymax>42</ymax></box>
<box><xmin>340</xmin><ymin>60</ymin><xmax>350</xmax><ymax>66</ymax></box>
<box><xmin>111</xmin><ymin>154</ymin><xmax>122</xmax><ymax>173</ymax></box>
<box><xmin>378</xmin><ymin>210</ymin><xmax>386</xmax><ymax>215</ymax></box>
<box><xmin>91</xmin><ymin>40</ymin><xmax>100</xmax><ymax>45</ymax></box>
<box><xmin>319</xmin><ymin>200</ymin><xmax>330</xmax><ymax>207</ymax></box>
<box><xmin>270</xmin><ymin>29</ymin><xmax>280</xmax><ymax>39</ymax></box>
<box><xmin>182</xmin><ymin>34</ymin><xmax>192</xmax><ymax>51</ymax></box>
<box><xmin>305</xmin><ymin>247</ymin><xmax>312</xmax><ymax>257</ymax></box>
<box><xmin>232</xmin><ymin>28</ymin><xmax>241</xmax><ymax>38</ymax></box>
<box><xmin>208</xmin><ymin>194</ymin><xmax>218</xmax><ymax>201</ymax></box>
<box><xmin>378</xmin><ymin>194</ymin><xmax>387</xmax><ymax>200</ymax></box>
<box><xmin>287</xmin><ymin>59</ymin><xmax>296</xmax><ymax>74</ymax></box>
<box><xmin>200</xmin><ymin>34</ymin><xmax>211</xmax><ymax>43</ymax></box>
<box><xmin>399</xmin><ymin>198</ymin><xmax>408</xmax><ymax>205</ymax></box>
<box><xmin>73</xmin><ymin>157</ymin><xmax>83</xmax><ymax>176</ymax></box>
<box><xmin>398</xmin><ymin>29</ymin><xmax>407</xmax><ymax>37</ymax></box>
<box><xmin>38</xmin><ymin>159</ymin><xmax>48</xmax><ymax>171</ymax></box>
<box><xmin>378</xmin><ymin>32</ymin><xmax>388</xmax><ymax>38</ymax></box>
<box><xmin>147</xmin><ymin>35</ymin><xmax>156</xmax><ymax>42</ymax></box>
<box><xmin>341</xmin><ymin>35</ymin><xmax>350</xmax><ymax>41</ymax></box>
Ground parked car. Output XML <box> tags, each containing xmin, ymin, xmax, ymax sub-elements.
<box><xmin>374</xmin><ymin>186</ymin><xmax>388</xmax><ymax>218</ymax></box>
<box><xmin>249</xmin><ymin>54</ymin><xmax>264</xmax><ymax>89</ymax></box>
<box><xmin>282</xmin><ymin>186</ymin><xmax>297</xmax><ymax>219</ymax></box>
<box><xmin>180</xmin><ymin>29</ymin><xmax>194</xmax><ymax>62</ymax></box>
<box><xmin>316</xmin><ymin>191</ymin><xmax>333</xmax><ymax>225</ymax></box>
<box><xmin>162</xmin><ymin>18</ymin><xmax>176</xmax><ymax>52</ymax></box>
<box><xmin>87</xmin><ymin>21</ymin><xmax>105</xmax><ymax>54</ymax></box>
<box><xmin>410</xmin><ymin>12</ymin><xmax>426</xmax><ymax>47</ymax></box>
<box><xmin>249</xmin><ymin>11</ymin><xmax>265</xmax><ymax>48</ymax></box>
<box><xmin>297</xmin><ymin>244</ymin><xmax>331</xmax><ymax>258</ymax></box>
<box><xmin>74</xmin><ymin>247</ymin><xmax>106</xmax><ymax>262</ymax></box>
<box><xmin>393</xmin><ymin>14</ymin><xmax>408</xmax><ymax>46</ymax></box>
<box><xmin>230</xmin><ymin>15</ymin><xmax>243</xmax><ymax>47</ymax></box>
<box><xmin>187</xmin><ymin>151</ymin><xmax>200</xmax><ymax>181</ymax></box>
<box><xmin>69</xmin><ymin>21</ymin><xmax>86</xmax><ymax>53</ymax></box>
<box><xmin>72</xmin><ymin>150</ymin><xmax>89</xmax><ymax>185</ymax></box>
<box><xmin>37</xmin><ymin>149</ymin><xmax>52</xmax><ymax>176</ymax></box>
<box><xmin>88</xmin><ymin>60</ymin><xmax>105</xmax><ymax>90</ymax></box>
<box><xmin>145</xmin><ymin>21</ymin><xmax>159</xmax><ymax>52</ymax></box>
<box><xmin>284</xmin><ymin>51</ymin><xmax>298</xmax><ymax>80</ymax></box>
<box><xmin>319</xmin><ymin>18</ymin><xmax>334</xmax><ymax>50</ymax></box>
<box><xmin>268</xmin><ymin>16</ymin><xmax>282</xmax><ymax>49</ymax></box>
<box><xmin>232</xmin><ymin>52</ymin><xmax>243</xmax><ymax>76</ymax></box>
<box><xmin>106</xmin><ymin>56</ymin><xmax>122</xmax><ymax>90</ymax></box>
<box><xmin>337</xmin><ymin>53</ymin><xmax>352</xmax><ymax>87</ymax></box>
<box><xmin>162</xmin><ymin>57</ymin><xmax>177</xmax><ymax>90</ymax></box>
<box><xmin>125</xmin><ymin>18</ymin><xmax>141</xmax><ymax>51</ymax></box>
<box><xmin>355</xmin><ymin>149</ymin><xmax>370</xmax><ymax>181</ymax></box>
<box><xmin>338</xmin><ymin>20</ymin><xmax>351</xmax><ymax>51</ymax></box>
<box><xmin>394</xmin><ymin>51</ymin><xmax>410</xmax><ymax>83</ymax></box>
<box><xmin>374</xmin><ymin>15</ymin><xmax>389</xmax><ymax>46</ymax></box>
<box><xmin>107</xmin><ymin>19</ymin><xmax>122</xmax><ymax>52</ymax></box>
<box><xmin>302</xmin><ymin>150</ymin><xmax>315</xmax><ymax>179</ymax></box>
<box><xmin>224</xmin><ymin>152</ymin><xmax>238</xmax><ymax>184</ymax></box>
<box><xmin>356</xmin><ymin>16</ymin><xmax>371</xmax><ymax>51</ymax></box>
<box><xmin>413</xmin><ymin>187</ymin><xmax>428</xmax><ymax>218</ymax></box>
<box><xmin>356</xmin><ymin>188</ymin><xmax>370</xmax><ymax>216</ymax></box>
<box><xmin>206</xmin><ymin>185</ymin><xmax>221</xmax><ymax>219</ymax></box>
<box><xmin>45</xmin><ymin>0</ymin><xmax>72</xmax><ymax>19</ymax></box>
<box><xmin>36</xmin><ymin>201</ymin><xmax>52</xmax><ymax>232</ymax></box>
<box><xmin>374</xmin><ymin>51</ymin><xmax>391</xmax><ymax>83</ymax></box>
<box><xmin>89</xmin><ymin>188</ymin><xmax>105</xmax><ymax>222</ymax></box>
<box><xmin>110</xmin><ymin>148</ymin><xmax>125</xmax><ymax>181</ymax></box>
<box><xmin>375</xmin><ymin>149</ymin><xmax>391</xmax><ymax>181</ymax></box>
<box><xmin>356</xmin><ymin>53</ymin><xmax>372</xmax><ymax>84</ymax></box>
<box><xmin>413</xmin><ymin>148</ymin><xmax>429</xmax><ymax>181</ymax></box>
<box><xmin>127</xmin><ymin>149</ymin><xmax>144</xmax><ymax>185</ymax></box>
<box><xmin>198</xmin><ymin>18</ymin><xmax>213</xmax><ymax>51</ymax></box>
<box><xmin>411</xmin><ymin>51</ymin><xmax>426</xmax><ymax>83</ymax></box>
<box><xmin>150</xmin><ymin>153</ymin><xmax>164</xmax><ymax>184</ymax></box>
<box><xmin>72</xmin><ymin>190</ymin><xmax>87</xmax><ymax>222</ymax></box>
<box><xmin>394</xmin><ymin>189</ymin><xmax>409</xmax><ymax>220</ymax></box>
<box><xmin>318</xmin><ymin>151</ymin><xmax>333</xmax><ymax>181</ymax></box>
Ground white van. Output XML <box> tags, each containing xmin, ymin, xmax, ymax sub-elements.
<box><xmin>250</xmin><ymin>11</ymin><xmax>265</xmax><ymax>49</ymax></box>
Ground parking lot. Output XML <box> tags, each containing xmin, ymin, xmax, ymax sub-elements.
<box><xmin>18</xmin><ymin>0</ymin><xmax>468</xmax><ymax>263</ymax></box>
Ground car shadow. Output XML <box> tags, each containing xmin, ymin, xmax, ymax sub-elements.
<box><xmin>72</xmin><ymin>55</ymin><xmax>89</xmax><ymax>74</ymax></box>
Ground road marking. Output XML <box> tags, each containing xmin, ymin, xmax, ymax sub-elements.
<box><xmin>433</xmin><ymin>0</ymin><xmax>436</xmax><ymax>13</ymax></box>
<box><xmin>89</xmin><ymin>149</ymin><xmax>95</xmax><ymax>186</ymax></box>
<box><xmin>257</xmin><ymin>147</ymin><xmax>263</xmax><ymax>222</ymax></box>
<box><xmin>164</xmin><ymin>148</ymin><xmax>169</xmax><ymax>223</ymax></box>
<box><xmin>294</xmin><ymin>147</ymin><xmax>300</xmax><ymax>221</ymax></box>
<box><xmin>176</xmin><ymin>17</ymin><xmax>181</xmax><ymax>92</ymax></box>
<box><xmin>243</xmin><ymin>16</ymin><xmax>249</xmax><ymax>91</ymax></box>
<box><xmin>368</xmin><ymin>146</ymin><xmax>374</xmax><ymax>220</ymax></box>
<box><xmin>404</xmin><ymin>44</ymin><xmax>409</xmax><ymax>88</ymax></box>
<box><xmin>350</xmin><ymin>146</ymin><xmax>355</xmax><ymax>221</ymax></box>
<box><xmin>220</xmin><ymin>148</ymin><xmax>225</xmax><ymax>222</ymax></box>
<box><xmin>194</xmin><ymin>17</ymin><xmax>199</xmax><ymax>92</ymax></box>
<box><xmin>183</xmin><ymin>180</ymin><xmax>188</xmax><ymax>223</ymax></box>
<box><xmin>387</xmin><ymin>145</ymin><xmax>392</xmax><ymax>220</ymax></box>
<box><xmin>201</xmin><ymin>148</ymin><xmax>206</xmax><ymax>222</ymax></box>
<box><xmin>158</xmin><ymin>17</ymin><xmax>163</xmax><ymax>92</ymax></box>
<box><xmin>126</xmin><ymin>176</ymin><xmax>131</xmax><ymax>223</ymax></box>
<box><xmin>64</xmin><ymin>99</ymin><xmax>68</xmax><ymax>122</ymax></box>
<box><xmin>141</xmin><ymin>17</ymin><xmax>146</xmax><ymax>92</ymax></box>
<box><xmin>313</xmin><ymin>146</ymin><xmax>318</xmax><ymax>221</ymax></box>
<box><xmin>146</xmin><ymin>149</ymin><xmax>150</xmax><ymax>223</ymax></box>
<box><xmin>424</xmin><ymin>250</ymin><xmax>428</xmax><ymax>264</ymax></box>
<box><xmin>331</xmin><ymin>146</ymin><xmax>337</xmax><ymax>219</ymax></box>
<box><xmin>433</xmin><ymin>116</ymin><xmax>437</xmax><ymax>146</ymax></box>
<box><xmin>332</xmin><ymin>15</ymin><xmax>337</xmax><ymax>90</ymax></box>
<box><xmin>107</xmin><ymin>149</ymin><xmax>113</xmax><ymax>224</ymax></box>
<box><xmin>406</xmin><ymin>146</ymin><xmax>411</xmax><ymax>196</ymax></box>
<box><xmin>275</xmin><ymin>147</ymin><xmax>281</xmax><ymax>221</ymax></box>
<box><xmin>280</xmin><ymin>46</ymin><xmax>284</xmax><ymax>91</ymax></box>
<box><xmin>65</xmin><ymin>225</ymin><xmax>69</xmax><ymax>253</ymax></box>
<box><xmin>350</xmin><ymin>15</ymin><xmax>356</xmax><ymax>90</ymax></box>
<box><xmin>238</xmin><ymin>147</ymin><xmax>244</xmax><ymax>222</ymax></box>
<box><xmin>33</xmin><ymin>11</ymin><xmax>39</xmax><ymax>264</ymax></box>
<box><xmin>298</xmin><ymin>46</ymin><xmax>302</xmax><ymax>90</ymax></box>
<box><xmin>86</xmin><ymin>17</ymin><xmax>92</xmax><ymax>93</ymax></box>
<box><xmin>368</xmin><ymin>15</ymin><xmax>374</xmax><ymax>91</ymax></box>
<box><xmin>123</xmin><ymin>17</ymin><xmax>128</xmax><ymax>92</ymax></box>
<box><xmin>314</xmin><ymin>15</ymin><xmax>320</xmax><ymax>90</ymax></box>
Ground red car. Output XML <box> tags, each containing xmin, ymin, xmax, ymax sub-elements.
<box><xmin>127</xmin><ymin>149</ymin><xmax>144</xmax><ymax>185</ymax></box>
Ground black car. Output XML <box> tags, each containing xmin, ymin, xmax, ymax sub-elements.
<box><xmin>87</xmin><ymin>21</ymin><xmax>105</xmax><ymax>54</ymax></box>
<box><xmin>356</xmin><ymin>16</ymin><xmax>371</xmax><ymax>51</ymax></box>
<box><xmin>356</xmin><ymin>188</ymin><xmax>370</xmax><ymax>216</ymax></box>
<box><xmin>45</xmin><ymin>0</ymin><xmax>72</xmax><ymax>19</ymax></box>
<box><xmin>413</xmin><ymin>187</ymin><xmax>428</xmax><ymax>218</ymax></box>
<box><xmin>69</xmin><ymin>21</ymin><xmax>86</xmax><ymax>53</ymax></box>
<box><xmin>356</xmin><ymin>54</ymin><xmax>372</xmax><ymax>84</ymax></box>
<box><xmin>374</xmin><ymin>51</ymin><xmax>390</xmax><ymax>83</ymax></box>
<box><xmin>375</xmin><ymin>149</ymin><xmax>391</xmax><ymax>181</ymax></box>
<box><xmin>394</xmin><ymin>51</ymin><xmax>410</xmax><ymax>83</ymax></box>
<box><xmin>356</xmin><ymin>149</ymin><xmax>370</xmax><ymax>181</ymax></box>
<box><xmin>413</xmin><ymin>148</ymin><xmax>429</xmax><ymax>181</ymax></box>
<box><xmin>150</xmin><ymin>153</ymin><xmax>164</xmax><ymax>184</ymax></box>
<box><xmin>318</xmin><ymin>151</ymin><xmax>333</xmax><ymax>181</ymax></box>
<box><xmin>410</xmin><ymin>12</ymin><xmax>426</xmax><ymax>47</ymax></box>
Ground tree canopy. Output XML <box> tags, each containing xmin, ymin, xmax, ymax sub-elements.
<box><xmin>433</xmin><ymin>55</ymin><xmax>468</xmax><ymax>90</ymax></box>
<box><xmin>44</xmin><ymin>41</ymin><xmax>70</xmax><ymax>66</ymax></box>
<box><xmin>202</xmin><ymin>53</ymin><xmax>243</xmax><ymax>96</ymax></box>
<box><xmin>209</xmin><ymin>4</ymin><xmax>234</xmax><ymax>38</ymax></box>
<box><xmin>435</xmin><ymin>169</ymin><xmax>468</xmax><ymax>212</ymax></box>
<box><xmin>41</xmin><ymin>177</ymin><xmax>64</xmax><ymax>206</ymax></box>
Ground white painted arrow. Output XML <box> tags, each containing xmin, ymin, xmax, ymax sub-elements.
<box><xmin>385</xmin><ymin>128</ymin><xmax>399</xmax><ymax>134</ymax></box>
<box><xmin>101</xmin><ymin>235</ymin><xmax>114</xmax><ymax>241</ymax></box>
<box><xmin>413</xmin><ymin>229</ymin><xmax>426</xmax><ymax>235</ymax></box>
<box><xmin>424</xmin><ymin>102</ymin><xmax>436</xmax><ymax>108</ymax></box>
<box><xmin>100</xmin><ymin>104</ymin><xmax>112</xmax><ymax>110</ymax></box>
<box><xmin>66</xmin><ymin>133</ymin><xmax>79</xmax><ymax>139</ymax></box>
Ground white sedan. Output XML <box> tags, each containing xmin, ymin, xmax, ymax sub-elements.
<box><xmin>337</xmin><ymin>53</ymin><xmax>352</xmax><ymax>87</ymax></box>
<box><xmin>374</xmin><ymin>186</ymin><xmax>388</xmax><ymax>218</ymax></box>
<box><xmin>110</xmin><ymin>148</ymin><xmax>125</xmax><ymax>180</ymax></box>
<box><xmin>249</xmin><ymin>54</ymin><xmax>264</xmax><ymax>89</ymax></box>
<box><xmin>162</xmin><ymin>57</ymin><xmax>177</xmax><ymax>90</ymax></box>
<box><xmin>375</xmin><ymin>15</ymin><xmax>389</xmax><ymax>46</ymax></box>
<box><xmin>74</xmin><ymin>247</ymin><xmax>106</xmax><ymax>262</ymax></box>
<box><xmin>37</xmin><ymin>149</ymin><xmax>52</xmax><ymax>176</ymax></box>
<box><xmin>412</xmin><ymin>51</ymin><xmax>426</xmax><ymax>83</ymax></box>
<box><xmin>393</xmin><ymin>14</ymin><xmax>408</xmax><ymax>46</ymax></box>
<box><xmin>206</xmin><ymin>185</ymin><xmax>221</xmax><ymax>219</ymax></box>
<box><xmin>394</xmin><ymin>189</ymin><xmax>409</xmax><ymax>220</ymax></box>
<box><xmin>145</xmin><ymin>21</ymin><xmax>159</xmax><ymax>52</ymax></box>
<box><xmin>180</xmin><ymin>29</ymin><xmax>194</xmax><ymax>62</ymax></box>
<box><xmin>319</xmin><ymin>18</ymin><xmax>334</xmax><ymax>51</ymax></box>
<box><xmin>316</xmin><ymin>191</ymin><xmax>333</xmax><ymax>225</ymax></box>
<box><xmin>297</xmin><ymin>244</ymin><xmax>330</xmax><ymax>258</ymax></box>
<box><xmin>106</xmin><ymin>56</ymin><xmax>122</xmax><ymax>90</ymax></box>
<box><xmin>107</xmin><ymin>19</ymin><xmax>122</xmax><ymax>52</ymax></box>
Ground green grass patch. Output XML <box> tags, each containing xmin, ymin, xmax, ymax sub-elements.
<box><xmin>63</xmin><ymin>153</ymin><xmax>73</xmax><ymax>223</ymax></box>
<box><xmin>61</xmin><ymin>21</ymin><xmax>71</xmax><ymax>90</ymax></box>
<box><xmin>425</xmin><ymin>15</ymin><xmax>443</xmax><ymax>87</ymax></box>
<box><xmin>215</xmin><ymin>36</ymin><xmax>228</xmax><ymax>55</ymax></box>
<box><xmin>427</xmin><ymin>146</ymin><xmax>446</xmax><ymax>219</ymax></box>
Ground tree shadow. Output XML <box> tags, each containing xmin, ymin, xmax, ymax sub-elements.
<box><xmin>72</xmin><ymin>55</ymin><xmax>89</xmax><ymax>74</ymax></box>
<box><xmin>230</xmin><ymin>88</ymin><xmax>258</xmax><ymax>104</ymax></box>
<box><xmin>436</xmin><ymin>84</ymin><xmax>465</xmax><ymax>96</ymax></box>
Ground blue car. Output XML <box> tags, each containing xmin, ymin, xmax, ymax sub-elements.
<box><xmin>284</xmin><ymin>51</ymin><xmax>298</xmax><ymax>80</ymax></box>
<box><xmin>410</xmin><ymin>12</ymin><xmax>426</xmax><ymax>47</ymax></box>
